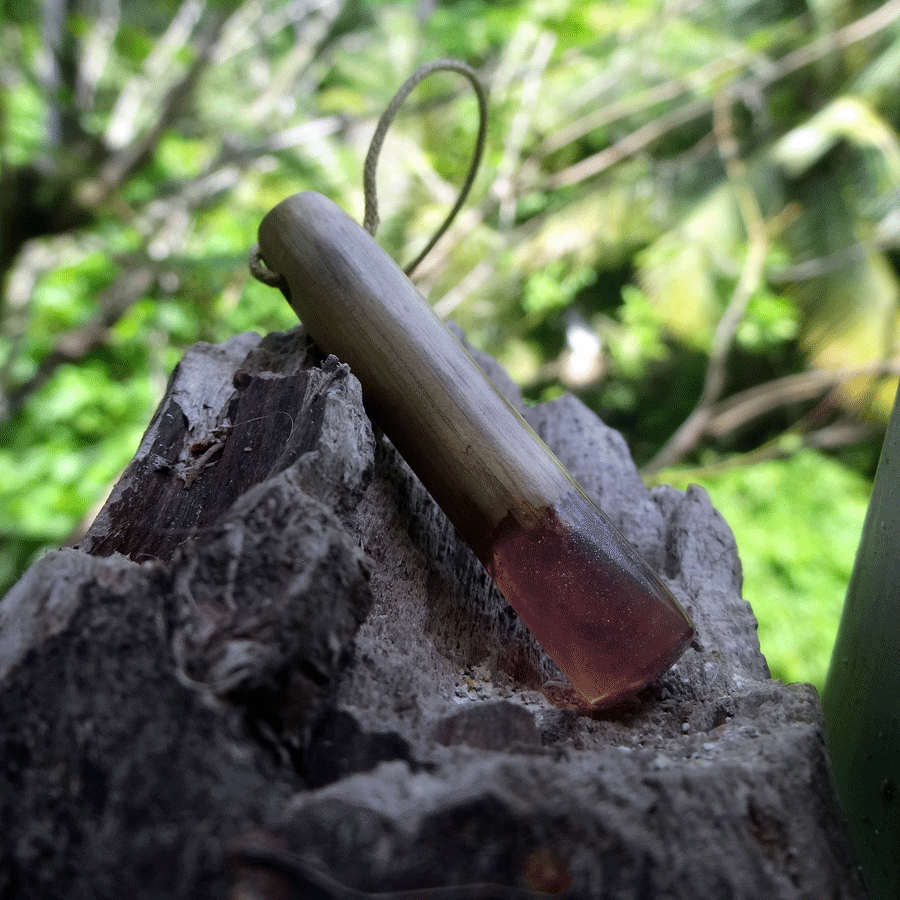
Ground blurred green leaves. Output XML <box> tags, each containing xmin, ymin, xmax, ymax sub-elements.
<box><xmin>2</xmin><ymin>0</ymin><xmax>900</xmax><ymax>701</ymax></box>
<box><xmin>606</xmin><ymin>285</ymin><xmax>671</xmax><ymax>381</ymax></box>
<box><xmin>667</xmin><ymin>451</ymin><xmax>870</xmax><ymax>691</ymax></box>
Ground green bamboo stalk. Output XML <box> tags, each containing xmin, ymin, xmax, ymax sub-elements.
<box><xmin>823</xmin><ymin>383</ymin><xmax>900</xmax><ymax>900</ymax></box>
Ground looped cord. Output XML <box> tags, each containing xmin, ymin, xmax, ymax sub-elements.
<box><xmin>249</xmin><ymin>58</ymin><xmax>487</xmax><ymax>288</ymax></box>
<box><xmin>248</xmin><ymin>244</ymin><xmax>286</xmax><ymax>289</ymax></box>
<box><xmin>363</xmin><ymin>58</ymin><xmax>488</xmax><ymax>276</ymax></box>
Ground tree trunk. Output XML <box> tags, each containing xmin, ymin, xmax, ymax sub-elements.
<box><xmin>0</xmin><ymin>325</ymin><xmax>865</xmax><ymax>899</ymax></box>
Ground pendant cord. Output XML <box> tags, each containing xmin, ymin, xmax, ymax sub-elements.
<box><xmin>362</xmin><ymin>58</ymin><xmax>488</xmax><ymax>276</ymax></box>
<box><xmin>250</xmin><ymin>58</ymin><xmax>487</xmax><ymax>287</ymax></box>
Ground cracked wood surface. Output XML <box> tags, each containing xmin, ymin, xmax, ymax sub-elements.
<box><xmin>0</xmin><ymin>325</ymin><xmax>864</xmax><ymax>899</ymax></box>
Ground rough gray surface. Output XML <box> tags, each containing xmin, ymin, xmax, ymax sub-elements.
<box><xmin>0</xmin><ymin>325</ymin><xmax>864</xmax><ymax>899</ymax></box>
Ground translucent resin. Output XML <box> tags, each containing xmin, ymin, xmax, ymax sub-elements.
<box><xmin>486</xmin><ymin>490</ymin><xmax>692</xmax><ymax>706</ymax></box>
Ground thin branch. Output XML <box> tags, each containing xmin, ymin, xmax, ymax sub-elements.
<box><xmin>0</xmin><ymin>240</ymin><xmax>58</xmax><ymax>399</ymax></box>
<box><xmin>644</xmin><ymin>418</ymin><xmax>879</xmax><ymax>481</ymax></box>
<box><xmin>769</xmin><ymin>242</ymin><xmax>871</xmax><ymax>282</ymax></box>
<box><xmin>802</xmin><ymin>420</ymin><xmax>879</xmax><ymax>450</ymax></box>
<box><xmin>104</xmin><ymin>0</ymin><xmax>206</xmax><ymax>149</ymax></box>
<box><xmin>645</xmin><ymin>92</ymin><xmax>769</xmax><ymax>473</ymax></box>
<box><xmin>246</xmin><ymin>1</ymin><xmax>343</xmax><ymax>126</ymax></box>
<box><xmin>75</xmin><ymin>0</ymin><xmax>121</xmax><ymax>113</ymax></box>
<box><xmin>433</xmin><ymin>258</ymin><xmax>497</xmax><ymax>319</ymax></box>
<box><xmin>36</xmin><ymin>0</ymin><xmax>66</xmax><ymax>147</ymax></box>
<box><xmin>493</xmin><ymin>29</ymin><xmax>555</xmax><ymax>230</ymax></box>
<box><xmin>547</xmin><ymin>0</ymin><xmax>900</xmax><ymax>190</ymax></box>
<box><xmin>421</xmin><ymin>3</ymin><xmax>900</xmax><ymax>298</ymax></box>
<box><xmin>547</xmin><ymin>94</ymin><xmax>714</xmax><ymax>190</ymax></box>
<box><xmin>534</xmin><ymin>50</ymin><xmax>750</xmax><ymax>159</ymax></box>
<box><xmin>79</xmin><ymin>9</ymin><xmax>229</xmax><ymax>208</ymax></box>
<box><xmin>705</xmin><ymin>359</ymin><xmax>900</xmax><ymax>438</ymax></box>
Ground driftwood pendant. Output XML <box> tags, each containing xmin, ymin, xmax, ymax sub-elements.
<box><xmin>257</xmin><ymin>191</ymin><xmax>694</xmax><ymax>707</ymax></box>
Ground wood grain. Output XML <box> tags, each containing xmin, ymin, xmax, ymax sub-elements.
<box><xmin>258</xmin><ymin>191</ymin><xmax>571</xmax><ymax>557</ymax></box>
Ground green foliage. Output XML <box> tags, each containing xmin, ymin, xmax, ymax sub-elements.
<box><xmin>735</xmin><ymin>285</ymin><xmax>799</xmax><ymax>351</ymax></box>
<box><xmin>666</xmin><ymin>451</ymin><xmax>870</xmax><ymax>690</ymax></box>
<box><xmin>611</xmin><ymin>286</ymin><xmax>672</xmax><ymax>377</ymax></box>
<box><xmin>0</xmin><ymin>357</ymin><xmax>151</xmax><ymax>551</ymax></box>
<box><xmin>1</xmin><ymin>1</ymin><xmax>897</xmax><ymax>743</ymax></box>
<box><xmin>521</xmin><ymin>262</ymin><xmax>594</xmax><ymax>315</ymax></box>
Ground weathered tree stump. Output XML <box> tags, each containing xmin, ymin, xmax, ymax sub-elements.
<box><xmin>0</xmin><ymin>325</ymin><xmax>865</xmax><ymax>899</ymax></box>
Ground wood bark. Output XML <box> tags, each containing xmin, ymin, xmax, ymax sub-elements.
<box><xmin>0</xmin><ymin>325</ymin><xmax>865</xmax><ymax>899</ymax></box>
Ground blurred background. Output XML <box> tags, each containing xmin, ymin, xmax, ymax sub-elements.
<box><xmin>2</xmin><ymin>0</ymin><xmax>898</xmax><ymax>692</ymax></box>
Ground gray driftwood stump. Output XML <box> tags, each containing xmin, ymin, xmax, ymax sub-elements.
<box><xmin>0</xmin><ymin>325</ymin><xmax>864</xmax><ymax>899</ymax></box>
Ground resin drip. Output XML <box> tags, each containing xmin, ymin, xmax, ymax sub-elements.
<box><xmin>486</xmin><ymin>490</ymin><xmax>694</xmax><ymax>707</ymax></box>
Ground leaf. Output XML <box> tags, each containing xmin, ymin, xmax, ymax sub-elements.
<box><xmin>771</xmin><ymin>96</ymin><xmax>900</xmax><ymax>183</ymax></box>
<box><xmin>824</xmin><ymin>382</ymin><xmax>900</xmax><ymax>900</ymax></box>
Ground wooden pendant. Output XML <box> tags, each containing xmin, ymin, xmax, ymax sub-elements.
<box><xmin>257</xmin><ymin>191</ymin><xmax>694</xmax><ymax>707</ymax></box>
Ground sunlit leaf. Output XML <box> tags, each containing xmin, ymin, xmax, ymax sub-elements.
<box><xmin>772</xmin><ymin>96</ymin><xmax>900</xmax><ymax>183</ymax></box>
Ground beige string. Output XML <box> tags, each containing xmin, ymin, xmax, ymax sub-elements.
<box><xmin>248</xmin><ymin>244</ymin><xmax>285</xmax><ymax>288</ymax></box>
<box><xmin>250</xmin><ymin>57</ymin><xmax>487</xmax><ymax>286</ymax></box>
<box><xmin>362</xmin><ymin>58</ymin><xmax>487</xmax><ymax>275</ymax></box>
